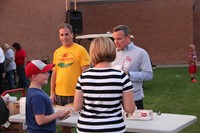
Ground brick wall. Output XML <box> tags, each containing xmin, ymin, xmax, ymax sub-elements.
<box><xmin>194</xmin><ymin>0</ymin><xmax>200</xmax><ymax>61</ymax></box>
<box><xmin>73</xmin><ymin>0</ymin><xmax>193</xmax><ymax>65</ymax></box>
<box><xmin>0</xmin><ymin>0</ymin><xmax>193</xmax><ymax>65</ymax></box>
<box><xmin>0</xmin><ymin>0</ymin><xmax>66</xmax><ymax>62</ymax></box>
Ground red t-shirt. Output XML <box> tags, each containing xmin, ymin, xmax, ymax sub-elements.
<box><xmin>15</xmin><ymin>49</ymin><xmax>26</xmax><ymax>66</ymax></box>
<box><xmin>188</xmin><ymin>51</ymin><xmax>197</xmax><ymax>66</ymax></box>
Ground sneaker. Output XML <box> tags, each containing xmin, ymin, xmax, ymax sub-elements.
<box><xmin>191</xmin><ymin>79</ymin><xmax>197</xmax><ymax>83</ymax></box>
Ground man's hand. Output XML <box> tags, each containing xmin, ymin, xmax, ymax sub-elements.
<box><xmin>50</xmin><ymin>93</ymin><xmax>56</xmax><ymax>104</ymax></box>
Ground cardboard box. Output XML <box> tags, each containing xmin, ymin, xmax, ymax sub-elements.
<box><xmin>3</xmin><ymin>101</ymin><xmax>27</xmax><ymax>133</ymax></box>
<box><xmin>124</xmin><ymin>109</ymin><xmax>153</xmax><ymax>120</ymax></box>
<box><xmin>7</xmin><ymin>101</ymin><xmax>20</xmax><ymax>115</ymax></box>
<box><xmin>3</xmin><ymin>123</ymin><xmax>26</xmax><ymax>133</ymax></box>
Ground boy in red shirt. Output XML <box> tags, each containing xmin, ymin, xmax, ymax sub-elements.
<box><xmin>188</xmin><ymin>44</ymin><xmax>198</xmax><ymax>82</ymax></box>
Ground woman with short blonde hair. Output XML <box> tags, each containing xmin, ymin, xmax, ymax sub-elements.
<box><xmin>90</xmin><ymin>37</ymin><xmax>116</xmax><ymax>66</ymax></box>
<box><xmin>2</xmin><ymin>43</ymin><xmax>10</xmax><ymax>50</ymax></box>
<box><xmin>74</xmin><ymin>37</ymin><xmax>135</xmax><ymax>133</ymax></box>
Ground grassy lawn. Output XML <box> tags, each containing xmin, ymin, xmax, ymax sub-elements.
<box><xmin>144</xmin><ymin>67</ymin><xmax>199</xmax><ymax>133</ymax></box>
<box><xmin>7</xmin><ymin>66</ymin><xmax>199</xmax><ymax>132</ymax></box>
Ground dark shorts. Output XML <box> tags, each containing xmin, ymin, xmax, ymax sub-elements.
<box><xmin>56</xmin><ymin>95</ymin><xmax>74</xmax><ymax>106</ymax></box>
<box><xmin>189</xmin><ymin>65</ymin><xmax>197</xmax><ymax>74</ymax></box>
<box><xmin>135</xmin><ymin>99</ymin><xmax>144</xmax><ymax>109</ymax></box>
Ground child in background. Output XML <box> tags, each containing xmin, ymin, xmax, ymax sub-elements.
<box><xmin>25</xmin><ymin>60</ymin><xmax>69</xmax><ymax>133</ymax></box>
<box><xmin>188</xmin><ymin>44</ymin><xmax>198</xmax><ymax>83</ymax></box>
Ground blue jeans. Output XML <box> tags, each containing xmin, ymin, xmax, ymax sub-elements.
<box><xmin>6</xmin><ymin>70</ymin><xmax>15</xmax><ymax>89</ymax></box>
<box><xmin>16</xmin><ymin>65</ymin><xmax>29</xmax><ymax>88</ymax></box>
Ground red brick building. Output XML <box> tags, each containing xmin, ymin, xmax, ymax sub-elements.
<box><xmin>0</xmin><ymin>0</ymin><xmax>198</xmax><ymax>65</ymax></box>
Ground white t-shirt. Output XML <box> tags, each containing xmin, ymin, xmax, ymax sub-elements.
<box><xmin>4</xmin><ymin>49</ymin><xmax>16</xmax><ymax>72</ymax></box>
<box><xmin>0</xmin><ymin>48</ymin><xmax>5</xmax><ymax>63</ymax></box>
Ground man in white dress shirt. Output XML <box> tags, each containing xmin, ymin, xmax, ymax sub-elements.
<box><xmin>112</xmin><ymin>25</ymin><xmax>153</xmax><ymax>109</ymax></box>
<box><xmin>0</xmin><ymin>47</ymin><xmax>5</xmax><ymax>94</ymax></box>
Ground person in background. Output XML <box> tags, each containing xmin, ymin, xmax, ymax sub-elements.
<box><xmin>25</xmin><ymin>60</ymin><xmax>69</xmax><ymax>133</ymax></box>
<box><xmin>74</xmin><ymin>37</ymin><xmax>135</xmax><ymax>133</ymax></box>
<box><xmin>50</xmin><ymin>23</ymin><xmax>90</xmax><ymax>133</ymax></box>
<box><xmin>12</xmin><ymin>42</ymin><xmax>29</xmax><ymax>88</ymax></box>
<box><xmin>1</xmin><ymin>43</ymin><xmax>16</xmax><ymax>89</ymax></box>
<box><xmin>0</xmin><ymin>47</ymin><xmax>5</xmax><ymax>94</ymax></box>
<box><xmin>188</xmin><ymin>44</ymin><xmax>198</xmax><ymax>83</ymax></box>
<box><xmin>112</xmin><ymin>25</ymin><xmax>153</xmax><ymax>109</ymax></box>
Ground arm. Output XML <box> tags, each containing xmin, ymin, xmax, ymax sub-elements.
<box><xmin>123</xmin><ymin>90</ymin><xmax>135</xmax><ymax>114</ymax></box>
<box><xmin>80</xmin><ymin>47</ymin><xmax>90</xmax><ymax>72</ymax></box>
<box><xmin>4</xmin><ymin>49</ymin><xmax>15</xmax><ymax>66</ymax></box>
<box><xmin>122</xmin><ymin>73</ymin><xmax>135</xmax><ymax>113</ymax></box>
<box><xmin>4</xmin><ymin>57</ymin><xmax>14</xmax><ymax>66</ymax></box>
<box><xmin>189</xmin><ymin>54</ymin><xmax>198</xmax><ymax>65</ymax></box>
<box><xmin>50</xmin><ymin>69</ymin><xmax>57</xmax><ymax>103</ymax></box>
<box><xmin>129</xmin><ymin>51</ymin><xmax>153</xmax><ymax>82</ymax></box>
<box><xmin>35</xmin><ymin>109</ymin><xmax>68</xmax><ymax>125</ymax></box>
<box><xmin>74</xmin><ymin>90</ymin><xmax>84</xmax><ymax>111</ymax></box>
<box><xmin>129</xmin><ymin>71</ymin><xmax>153</xmax><ymax>81</ymax></box>
<box><xmin>32</xmin><ymin>95</ymin><xmax>69</xmax><ymax>125</ymax></box>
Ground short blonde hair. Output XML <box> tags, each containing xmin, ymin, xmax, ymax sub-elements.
<box><xmin>2</xmin><ymin>43</ymin><xmax>10</xmax><ymax>50</ymax></box>
<box><xmin>90</xmin><ymin>37</ymin><xmax>116</xmax><ymax>66</ymax></box>
<box><xmin>188</xmin><ymin>44</ymin><xmax>195</xmax><ymax>50</ymax></box>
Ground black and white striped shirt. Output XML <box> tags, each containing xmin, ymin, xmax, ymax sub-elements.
<box><xmin>76</xmin><ymin>68</ymin><xmax>133</xmax><ymax>133</ymax></box>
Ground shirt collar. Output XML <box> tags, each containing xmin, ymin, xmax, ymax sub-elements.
<box><xmin>118</xmin><ymin>42</ymin><xmax>134</xmax><ymax>52</ymax></box>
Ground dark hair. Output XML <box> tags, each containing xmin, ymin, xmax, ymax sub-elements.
<box><xmin>58</xmin><ymin>23</ymin><xmax>73</xmax><ymax>34</ymax></box>
<box><xmin>113</xmin><ymin>25</ymin><xmax>131</xmax><ymax>37</ymax></box>
<box><xmin>12</xmin><ymin>42</ymin><xmax>22</xmax><ymax>51</ymax></box>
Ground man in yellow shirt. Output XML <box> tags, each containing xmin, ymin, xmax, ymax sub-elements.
<box><xmin>50</xmin><ymin>23</ymin><xmax>90</xmax><ymax>132</ymax></box>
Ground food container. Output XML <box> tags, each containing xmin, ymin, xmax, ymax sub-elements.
<box><xmin>124</xmin><ymin>109</ymin><xmax>153</xmax><ymax>120</ymax></box>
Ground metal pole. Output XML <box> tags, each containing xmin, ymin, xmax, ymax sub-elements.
<box><xmin>74</xmin><ymin>0</ymin><xmax>77</xmax><ymax>10</ymax></box>
<box><xmin>66</xmin><ymin>0</ymin><xmax>71</xmax><ymax>11</ymax></box>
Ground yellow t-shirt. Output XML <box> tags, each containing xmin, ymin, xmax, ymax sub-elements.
<box><xmin>53</xmin><ymin>43</ymin><xmax>90</xmax><ymax>96</ymax></box>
